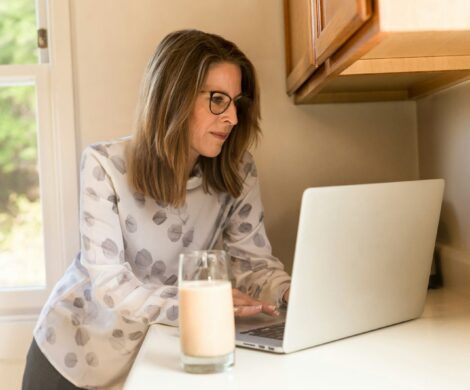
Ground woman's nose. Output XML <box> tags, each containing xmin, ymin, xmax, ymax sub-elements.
<box><xmin>223</xmin><ymin>101</ymin><xmax>238</xmax><ymax>125</ymax></box>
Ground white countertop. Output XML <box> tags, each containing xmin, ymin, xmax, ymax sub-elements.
<box><xmin>124</xmin><ymin>289</ymin><xmax>470</xmax><ymax>390</ymax></box>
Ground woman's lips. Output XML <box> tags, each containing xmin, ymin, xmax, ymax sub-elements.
<box><xmin>210</xmin><ymin>132</ymin><xmax>229</xmax><ymax>141</ymax></box>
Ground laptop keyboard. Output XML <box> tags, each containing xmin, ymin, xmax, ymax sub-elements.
<box><xmin>240</xmin><ymin>322</ymin><xmax>285</xmax><ymax>340</ymax></box>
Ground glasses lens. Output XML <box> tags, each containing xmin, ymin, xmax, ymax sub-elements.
<box><xmin>209</xmin><ymin>92</ymin><xmax>231</xmax><ymax>115</ymax></box>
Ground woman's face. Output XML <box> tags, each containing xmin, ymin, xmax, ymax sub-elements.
<box><xmin>188</xmin><ymin>61</ymin><xmax>242</xmax><ymax>168</ymax></box>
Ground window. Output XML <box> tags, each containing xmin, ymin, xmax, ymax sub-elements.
<box><xmin>0</xmin><ymin>83</ymin><xmax>46</xmax><ymax>289</ymax></box>
<box><xmin>0</xmin><ymin>0</ymin><xmax>79</xmax><ymax>316</ymax></box>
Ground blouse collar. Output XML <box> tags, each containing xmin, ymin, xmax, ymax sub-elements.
<box><xmin>187</xmin><ymin>162</ymin><xmax>202</xmax><ymax>190</ymax></box>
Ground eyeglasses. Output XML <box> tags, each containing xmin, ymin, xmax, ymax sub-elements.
<box><xmin>201</xmin><ymin>90</ymin><xmax>250</xmax><ymax>115</ymax></box>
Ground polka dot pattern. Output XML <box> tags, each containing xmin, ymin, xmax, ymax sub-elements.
<box><xmin>71</xmin><ymin>314</ymin><xmax>80</xmax><ymax>327</ymax></box>
<box><xmin>85</xmin><ymin>187</ymin><xmax>98</xmax><ymax>201</ymax></box>
<box><xmin>238</xmin><ymin>204</ymin><xmax>252</xmax><ymax>219</ymax></box>
<box><xmin>182</xmin><ymin>229</ymin><xmax>194</xmax><ymax>247</ymax></box>
<box><xmin>150</xmin><ymin>260</ymin><xmax>166</xmax><ymax>278</ymax></box>
<box><xmin>135</xmin><ymin>249</ymin><xmax>152</xmax><ymax>268</ymax></box>
<box><xmin>152</xmin><ymin>210</ymin><xmax>167</xmax><ymax>225</ymax></box>
<box><xmin>75</xmin><ymin>327</ymin><xmax>90</xmax><ymax>346</ymax></box>
<box><xmin>73</xmin><ymin>297</ymin><xmax>84</xmax><ymax>308</ymax></box>
<box><xmin>92</xmin><ymin>165</ymin><xmax>105</xmax><ymax>181</ymax></box>
<box><xmin>102</xmin><ymin>239</ymin><xmax>118</xmax><ymax>258</ymax></box>
<box><xmin>109</xmin><ymin>338</ymin><xmax>125</xmax><ymax>351</ymax></box>
<box><xmin>110</xmin><ymin>156</ymin><xmax>126</xmax><ymax>174</ymax></box>
<box><xmin>36</xmin><ymin>145</ymin><xmax>292</xmax><ymax>387</ymax></box>
<box><xmin>91</xmin><ymin>144</ymin><xmax>109</xmax><ymax>158</ymax></box>
<box><xmin>83</xmin><ymin>212</ymin><xmax>95</xmax><ymax>226</ymax></box>
<box><xmin>46</xmin><ymin>327</ymin><xmax>56</xmax><ymax>344</ymax></box>
<box><xmin>238</xmin><ymin>222</ymin><xmax>253</xmax><ymax>233</ymax></box>
<box><xmin>117</xmin><ymin>272</ymin><xmax>132</xmax><ymax>285</ymax></box>
<box><xmin>83</xmin><ymin>302</ymin><xmax>99</xmax><ymax>324</ymax></box>
<box><xmin>160</xmin><ymin>286</ymin><xmax>177</xmax><ymax>298</ymax></box>
<box><xmin>86</xmin><ymin>352</ymin><xmax>99</xmax><ymax>367</ymax></box>
<box><xmin>166</xmin><ymin>305</ymin><xmax>179</xmax><ymax>321</ymax></box>
<box><xmin>253</xmin><ymin>233</ymin><xmax>266</xmax><ymax>248</ymax></box>
<box><xmin>103</xmin><ymin>294</ymin><xmax>114</xmax><ymax>308</ymax></box>
<box><xmin>84</xmin><ymin>288</ymin><xmax>92</xmax><ymax>301</ymax></box>
<box><xmin>64</xmin><ymin>352</ymin><xmax>78</xmax><ymax>368</ymax></box>
<box><xmin>145</xmin><ymin>305</ymin><xmax>161</xmax><ymax>322</ymax></box>
<box><xmin>164</xmin><ymin>274</ymin><xmax>177</xmax><ymax>285</ymax></box>
<box><xmin>167</xmin><ymin>224</ymin><xmax>183</xmax><ymax>242</ymax></box>
<box><xmin>133</xmin><ymin>192</ymin><xmax>145</xmax><ymax>208</ymax></box>
<box><xmin>128</xmin><ymin>331</ymin><xmax>144</xmax><ymax>341</ymax></box>
<box><xmin>125</xmin><ymin>215</ymin><xmax>137</xmax><ymax>233</ymax></box>
<box><xmin>242</xmin><ymin>160</ymin><xmax>258</xmax><ymax>177</ymax></box>
<box><xmin>108</xmin><ymin>195</ymin><xmax>119</xmax><ymax>214</ymax></box>
<box><xmin>243</xmin><ymin>163</ymin><xmax>253</xmax><ymax>176</ymax></box>
<box><xmin>122</xmin><ymin>316</ymin><xmax>137</xmax><ymax>324</ymax></box>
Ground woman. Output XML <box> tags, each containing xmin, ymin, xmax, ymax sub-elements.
<box><xmin>22</xmin><ymin>29</ymin><xmax>291</xmax><ymax>389</ymax></box>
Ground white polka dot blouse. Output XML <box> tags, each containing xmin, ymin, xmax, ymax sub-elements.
<box><xmin>33</xmin><ymin>137</ymin><xmax>291</xmax><ymax>388</ymax></box>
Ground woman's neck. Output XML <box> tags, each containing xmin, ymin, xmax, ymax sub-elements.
<box><xmin>187</xmin><ymin>152</ymin><xmax>199</xmax><ymax>176</ymax></box>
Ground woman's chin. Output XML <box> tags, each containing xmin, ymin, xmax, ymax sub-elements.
<box><xmin>201</xmin><ymin>148</ymin><xmax>223</xmax><ymax>159</ymax></box>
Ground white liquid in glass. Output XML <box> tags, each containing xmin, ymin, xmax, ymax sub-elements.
<box><xmin>179</xmin><ymin>280</ymin><xmax>235</xmax><ymax>357</ymax></box>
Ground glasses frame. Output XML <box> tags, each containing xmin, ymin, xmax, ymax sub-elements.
<box><xmin>201</xmin><ymin>90</ymin><xmax>249</xmax><ymax>115</ymax></box>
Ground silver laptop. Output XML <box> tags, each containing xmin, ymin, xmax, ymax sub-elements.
<box><xmin>235</xmin><ymin>179</ymin><xmax>445</xmax><ymax>353</ymax></box>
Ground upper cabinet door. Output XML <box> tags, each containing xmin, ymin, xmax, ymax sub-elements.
<box><xmin>314</xmin><ymin>0</ymin><xmax>372</xmax><ymax>66</ymax></box>
<box><xmin>284</xmin><ymin>0</ymin><xmax>316</xmax><ymax>95</ymax></box>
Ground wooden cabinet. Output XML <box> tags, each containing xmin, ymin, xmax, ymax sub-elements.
<box><xmin>314</xmin><ymin>0</ymin><xmax>372</xmax><ymax>67</ymax></box>
<box><xmin>284</xmin><ymin>0</ymin><xmax>470</xmax><ymax>103</ymax></box>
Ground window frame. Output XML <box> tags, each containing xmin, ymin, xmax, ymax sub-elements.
<box><xmin>0</xmin><ymin>0</ymin><xmax>79</xmax><ymax>316</ymax></box>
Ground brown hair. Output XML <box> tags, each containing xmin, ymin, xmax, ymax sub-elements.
<box><xmin>126</xmin><ymin>29</ymin><xmax>261</xmax><ymax>207</ymax></box>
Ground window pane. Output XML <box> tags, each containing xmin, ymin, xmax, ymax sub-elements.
<box><xmin>0</xmin><ymin>84</ymin><xmax>45</xmax><ymax>288</ymax></box>
<box><xmin>0</xmin><ymin>0</ymin><xmax>38</xmax><ymax>65</ymax></box>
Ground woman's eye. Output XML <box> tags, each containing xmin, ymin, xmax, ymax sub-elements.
<box><xmin>211</xmin><ymin>95</ymin><xmax>227</xmax><ymax>106</ymax></box>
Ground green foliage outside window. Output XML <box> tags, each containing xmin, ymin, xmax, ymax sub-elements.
<box><xmin>0</xmin><ymin>0</ymin><xmax>45</xmax><ymax>287</ymax></box>
<box><xmin>0</xmin><ymin>0</ymin><xmax>37</xmax><ymax>65</ymax></box>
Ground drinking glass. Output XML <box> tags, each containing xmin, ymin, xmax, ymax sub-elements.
<box><xmin>178</xmin><ymin>250</ymin><xmax>235</xmax><ymax>373</ymax></box>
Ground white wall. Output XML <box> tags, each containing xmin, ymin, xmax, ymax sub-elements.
<box><xmin>417</xmin><ymin>80</ymin><xmax>470</xmax><ymax>298</ymax></box>
<box><xmin>70</xmin><ymin>0</ymin><xmax>419</xmax><ymax>272</ymax></box>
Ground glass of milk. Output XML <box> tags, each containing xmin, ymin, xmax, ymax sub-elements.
<box><xmin>178</xmin><ymin>250</ymin><xmax>235</xmax><ymax>373</ymax></box>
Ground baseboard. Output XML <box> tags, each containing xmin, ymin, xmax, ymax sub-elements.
<box><xmin>438</xmin><ymin>244</ymin><xmax>470</xmax><ymax>300</ymax></box>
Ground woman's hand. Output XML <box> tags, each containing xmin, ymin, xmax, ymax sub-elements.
<box><xmin>232</xmin><ymin>288</ymin><xmax>279</xmax><ymax>318</ymax></box>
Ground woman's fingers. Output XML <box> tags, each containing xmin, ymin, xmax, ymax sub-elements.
<box><xmin>232</xmin><ymin>289</ymin><xmax>279</xmax><ymax>317</ymax></box>
<box><xmin>234</xmin><ymin>305</ymin><xmax>263</xmax><ymax>317</ymax></box>
<box><xmin>232</xmin><ymin>288</ymin><xmax>259</xmax><ymax>305</ymax></box>
<box><xmin>262</xmin><ymin>304</ymin><xmax>280</xmax><ymax>317</ymax></box>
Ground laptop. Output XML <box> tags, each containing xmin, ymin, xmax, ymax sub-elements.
<box><xmin>235</xmin><ymin>179</ymin><xmax>445</xmax><ymax>353</ymax></box>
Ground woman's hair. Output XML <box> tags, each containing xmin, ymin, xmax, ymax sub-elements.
<box><xmin>126</xmin><ymin>29</ymin><xmax>261</xmax><ymax>207</ymax></box>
